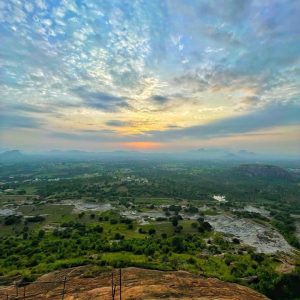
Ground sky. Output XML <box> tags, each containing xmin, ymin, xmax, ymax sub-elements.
<box><xmin>0</xmin><ymin>0</ymin><xmax>299</xmax><ymax>154</ymax></box>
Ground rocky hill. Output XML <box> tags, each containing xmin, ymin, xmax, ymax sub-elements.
<box><xmin>0</xmin><ymin>267</ymin><xmax>269</xmax><ymax>299</ymax></box>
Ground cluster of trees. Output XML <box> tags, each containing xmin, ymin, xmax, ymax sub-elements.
<box><xmin>1</xmin><ymin>219</ymin><xmax>299</xmax><ymax>299</ymax></box>
<box><xmin>191</xmin><ymin>217</ymin><xmax>213</xmax><ymax>233</ymax></box>
<box><xmin>271</xmin><ymin>212</ymin><xmax>300</xmax><ymax>248</ymax></box>
<box><xmin>2</xmin><ymin>215</ymin><xmax>46</xmax><ymax>226</ymax></box>
<box><xmin>232</xmin><ymin>211</ymin><xmax>269</xmax><ymax>222</ymax></box>
<box><xmin>3</xmin><ymin>215</ymin><xmax>22</xmax><ymax>225</ymax></box>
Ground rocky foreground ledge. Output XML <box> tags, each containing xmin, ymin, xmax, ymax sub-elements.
<box><xmin>0</xmin><ymin>267</ymin><xmax>269</xmax><ymax>300</ymax></box>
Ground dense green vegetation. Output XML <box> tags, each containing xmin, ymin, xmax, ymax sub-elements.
<box><xmin>0</xmin><ymin>214</ymin><xmax>297</xmax><ymax>298</ymax></box>
<box><xmin>0</xmin><ymin>160</ymin><xmax>300</xmax><ymax>299</ymax></box>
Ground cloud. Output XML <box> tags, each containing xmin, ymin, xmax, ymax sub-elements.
<box><xmin>48</xmin><ymin>129</ymin><xmax>129</xmax><ymax>143</ymax></box>
<box><xmin>237</xmin><ymin>95</ymin><xmax>260</xmax><ymax>110</ymax></box>
<box><xmin>151</xmin><ymin>95</ymin><xmax>169</xmax><ymax>104</ymax></box>
<box><xmin>197</xmin><ymin>0</ymin><xmax>251</xmax><ymax>22</ymax></box>
<box><xmin>72</xmin><ymin>86</ymin><xmax>129</xmax><ymax>112</ymax></box>
<box><xmin>105</xmin><ymin>120</ymin><xmax>130</xmax><ymax>127</ymax></box>
<box><xmin>0</xmin><ymin>113</ymin><xmax>43</xmax><ymax>129</ymax></box>
<box><xmin>1</xmin><ymin>101</ymin><xmax>75</xmax><ymax>120</ymax></box>
<box><xmin>10</xmin><ymin>103</ymin><xmax>57</xmax><ymax>114</ymax></box>
<box><xmin>147</xmin><ymin>103</ymin><xmax>300</xmax><ymax>141</ymax></box>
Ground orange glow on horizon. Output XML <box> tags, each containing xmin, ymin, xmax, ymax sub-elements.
<box><xmin>122</xmin><ymin>142</ymin><xmax>162</xmax><ymax>151</ymax></box>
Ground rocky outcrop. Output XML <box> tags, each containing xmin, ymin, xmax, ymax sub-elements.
<box><xmin>0</xmin><ymin>267</ymin><xmax>269</xmax><ymax>299</ymax></box>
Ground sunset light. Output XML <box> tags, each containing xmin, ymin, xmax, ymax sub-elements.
<box><xmin>122</xmin><ymin>142</ymin><xmax>162</xmax><ymax>151</ymax></box>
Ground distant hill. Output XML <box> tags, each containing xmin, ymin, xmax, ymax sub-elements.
<box><xmin>0</xmin><ymin>148</ymin><xmax>298</xmax><ymax>164</ymax></box>
<box><xmin>184</xmin><ymin>148</ymin><xmax>258</xmax><ymax>160</ymax></box>
<box><xmin>0</xmin><ymin>150</ymin><xmax>24</xmax><ymax>163</ymax></box>
<box><xmin>233</xmin><ymin>164</ymin><xmax>293</xmax><ymax>180</ymax></box>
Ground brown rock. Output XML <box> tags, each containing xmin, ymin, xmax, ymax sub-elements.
<box><xmin>0</xmin><ymin>267</ymin><xmax>269</xmax><ymax>300</ymax></box>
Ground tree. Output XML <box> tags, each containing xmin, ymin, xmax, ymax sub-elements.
<box><xmin>172</xmin><ymin>218</ymin><xmax>178</xmax><ymax>227</ymax></box>
<box><xmin>148</xmin><ymin>228</ymin><xmax>156</xmax><ymax>235</ymax></box>
<box><xmin>38</xmin><ymin>229</ymin><xmax>45</xmax><ymax>239</ymax></box>
<box><xmin>114</xmin><ymin>232</ymin><xmax>124</xmax><ymax>240</ymax></box>
<box><xmin>171</xmin><ymin>236</ymin><xmax>185</xmax><ymax>252</ymax></box>
<box><xmin>144</xmin><ymin>245</ymin><xmax>155</xmax><ymax>256</ymax></box>
<box><xmin>191</xmin><ymin>222</ymin><xmax>198</xmax><ymax>229</ymax></box>
<box><xmin>203</xmin><ymin>222</ymin><xmax>212</xmax><ymax>231</ymax></box>
<box><xmin>26</xmin><ymin>215</ymin><xmax>45</xmax><ymax>223</ymax></box>
<box><xmin>174</xmin><ymin>225</ymin><xmax>183</xmax><ymax>233</ymax></box>
<box><xmin>93</xmin><ymin>225</ymin><xmax>103</xmax><ymax>233</ymax></box>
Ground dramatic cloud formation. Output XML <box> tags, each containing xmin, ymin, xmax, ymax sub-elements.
<box><xmin>147</xmin><ymin>102</ymin><xmax>300</xmax><ymax>140</ymax></box>
<box><xmin>0</xmin><ymin>0</ymin><xmax>299</xmax><ymax>153</ymax></box>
